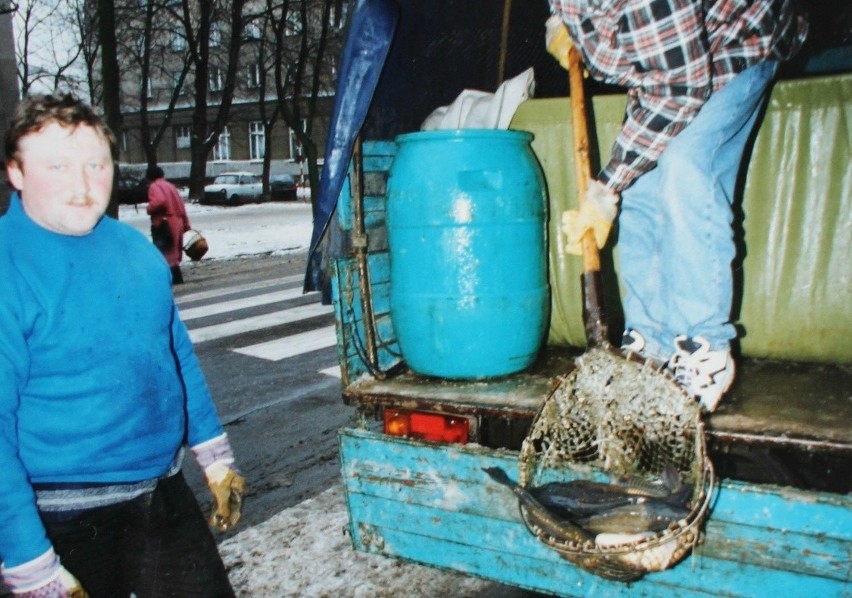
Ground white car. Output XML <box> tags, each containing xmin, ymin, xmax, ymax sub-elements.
<box><xmin>202</xmin><ymin>172</ymin><xmax>264</xmax><ymax>205</ymax></box>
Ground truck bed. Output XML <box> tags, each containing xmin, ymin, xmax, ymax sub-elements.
<box><xmin>344</xmin><ymin>348</ymin><xmax>852</xmax><ymax>493</ymax></box>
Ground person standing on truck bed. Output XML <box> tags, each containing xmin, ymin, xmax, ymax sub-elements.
<box><xmin>0</xmin><ymin>93</ymin><xmax>245</xmax><ymax>597</ymax></box>
<box><xmin>550</xmin><ymin>0</ymin><xmax>807</xmax><ymax>411</ymax></box>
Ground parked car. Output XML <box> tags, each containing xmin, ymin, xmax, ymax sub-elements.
<box><xmin>116</xmin><ymin>173</ymin><xmax>148</xmax><ymax>204</ymax></box>
<box><xmin>202</xmin><ymin>172</ymin><xmax>263</xmax><ymax>205</ymax></box>
<box><xmin>269</xmin><ymin>173</ymin><xmax>298</xmax><ymax>201</ymax></box>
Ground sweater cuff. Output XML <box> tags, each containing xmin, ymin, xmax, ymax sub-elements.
<box><xmin>1</xmin><ymin>547</ymin><xmax>61</xmax><ymax>593</ymax></box>
<box><xmin>191</xmin><ymin>433</ymin><xmax>234</xmax><ymax>471</ymax></box>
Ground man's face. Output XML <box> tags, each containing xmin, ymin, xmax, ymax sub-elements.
<box><xmin>6</xmin><ymin>122</ymin><xmax>114</xmax><ymax>236</ymax></box>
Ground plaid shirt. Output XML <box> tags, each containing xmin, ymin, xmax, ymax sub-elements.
<box><xmin>550</xmin><ymin>0</ymin><xmax>807</xmax><ymax>191</ymax></box>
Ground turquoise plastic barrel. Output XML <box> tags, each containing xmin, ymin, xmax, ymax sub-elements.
<box><xmin>386</xmin><ymin>129</ymin><xmax>549</xmax><ymax>379</ymax></box>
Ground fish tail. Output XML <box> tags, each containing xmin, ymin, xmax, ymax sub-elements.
<box><xmin>482</xmin><ymin>466</ymin><xmax>514</xmax><ymax>487</ymax></box>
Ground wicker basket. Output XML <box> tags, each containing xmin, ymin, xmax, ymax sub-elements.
<box><xmin>517</xmin><ymin>348</ymin><xmax>715</xmax><ymax>581</ymax></box>
<box><xmin>183</xmin><ymin>229</ymin><xmax>209</xmax><ymax>261</ymax></box>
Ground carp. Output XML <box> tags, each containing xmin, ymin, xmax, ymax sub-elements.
<box><xmin>578</xmin><ymin>501</ymin><xmax>691</xmax><ymax>535</ymax></box>
<box><xmin>529</xmin><ymin>464</ymin><xmax>692</xmax><ymax>520</ymax></box>
<box><xmin>482</xmin><ymin>466</ymin><xmax>593</xmax><ymax>545</ymax></box>
<box><xmin>484</xmin><ymin>465</ymin><xmax>693</xmax><ymax>536</ymax></box>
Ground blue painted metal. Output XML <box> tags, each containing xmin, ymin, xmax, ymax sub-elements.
<box><xmin>330</xmin><ymin>141</ymin><xmax>401</xmax><ymax>384</ymax></box>
<box><xmin>339</xmin><ymin>428</ymin><xmax>852</xmax><ymax>597</ymax></box>
<box><xmin>385</xmin><ymin>130</ymin><xmax>549</xmax><ymax>379</ymax></box>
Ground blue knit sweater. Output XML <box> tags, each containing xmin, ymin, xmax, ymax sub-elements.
<box><xmin>0</xmin><ymin>194</ymin><xmax>224</xmax><ymax>568</ymax></box>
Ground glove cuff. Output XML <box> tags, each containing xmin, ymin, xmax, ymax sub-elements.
<box><xmin>191</xmin><ymin>433</ymin><xmax>234</xmax><ymax>471</ymax></box>
<box><xmin>585</xmin><ymin>179</ymin><xmax>619</xmax><ymax>222</ymax></box>
<box><xmin>2</xmin><ymin>548</ymin><xmax>61</xmax><ymax>594</ymax></box>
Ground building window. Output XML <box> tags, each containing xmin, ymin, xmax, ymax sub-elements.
<box><xmin>175</xmin><ymin>126</ymin><xmax>191</xmax><ymax>150</ymax></box>
<box><xmin>249</xmin><ymin>122</ymin><xmax>265</xmax><ymax>161</ymax></box>
<box><xmin>247</xmin><ymin>63</ymin><xmax>262</xmax><ymax>89</ymax></box>
<box><xmin>120</xmin><ymin>131</ymin><xmax>128</xmax><ymax>153</ymax></box>
<box><xmin>289</xmin><ymin>118</ymin><xmax>307</xmax><ymax>159</ymax></box>
<box><xmin>245</xmin><ymin>22</ymin><xmax>261</xmax><ymax>40</ymax></box>
<box><xmin>285</xmin><ymin>12</ymin><xmax>302</xmax><ymax>36</ymax></box>
<box><xmin>209</xmin><ymin>66</ymin><xmax>223</xmax><ymax>92</ymax></box>
<box><xmin>213</xmin><ymin>127</ymin><xmax>231</xmax><ymax>161</ymax></box>
<box><xmin>329</xmin><ymin>3</ymin><xmax>348</xmax><ymax>29</ymax></box>
<box><xmin>210</xmin><ymin>22</ymin><xmax>222</xmax><ymax>48</ymax></box>
<box><xmin>171</xmin><ymin>71</ymin><xmax>185</xmax><ymax>94</ymax></box>
<box><xmin>171</xmin><ymin>31</ymin><xmax>186</xmax><ymax>52</ymax></box>
<box><xmin>142</xmin><ymin>78</ymin><xmax>153</xmax><ymax>99</ymax></box>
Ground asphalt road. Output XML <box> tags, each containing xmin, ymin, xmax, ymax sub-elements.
<box><xmin>174</xmin><ymin>252</ymin><xmax>360</xmax><ymax>534</ymax></box>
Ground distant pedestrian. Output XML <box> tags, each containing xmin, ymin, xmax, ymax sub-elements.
<box><xmin>1</xmin><ymin>93</ymin><xmax>244</xmax><ymax>597</ymax></box>
<box><xmin>146</xmin><ymin>164</ymin><xmax>190</xmax><ymax>284</ymax></box>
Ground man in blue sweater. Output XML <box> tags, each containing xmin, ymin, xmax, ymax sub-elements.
<box><xmin>0</xmin><ymin>94</ymin><xmax>245</xmax><ymax>596</ymax></box>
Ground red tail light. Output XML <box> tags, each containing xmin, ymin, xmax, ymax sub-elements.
<box><xmin>383</xmin><ymin>409</ymin><xmax>470</xmax><ymax>444</ymax></box>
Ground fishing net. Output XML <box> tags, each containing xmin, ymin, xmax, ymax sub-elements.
<box><xmin>518</xmin><ymin>347</ymin><xmax>714</xmax><ymax>582</ymax></box>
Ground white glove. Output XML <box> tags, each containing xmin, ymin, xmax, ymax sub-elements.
<box><xmin>561</xmin><ymin>179</ymin><xmax>620</xmax><ymax>255</ymax></box>
<box><xmin>2</xmin><ymin>548</ymin><xmax>88</xmax><ymax>597</ymax></box>
<box><xmin>545</xmin><ymin>15</ymin><xmax>573</xmax><ymax>70</ymax></box>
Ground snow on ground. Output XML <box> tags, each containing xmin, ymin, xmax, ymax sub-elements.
<box><xmin>118</xmin><ymin>201</ymin><xmax>497</xmax><ymax>596</ymax></box>
<box><xmin>118</xmin><ymin>201</ymin><xmax>313</xmax><ymax>260</ymax></box>
<box><xmin>220</xmin><ymin>485</ymin><xmax>494</xmax><ymax>597</ymax></box>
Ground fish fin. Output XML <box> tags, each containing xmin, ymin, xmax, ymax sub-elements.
<box><xmin>666</xmin><ymin>484</ymin><xmax>694</xmax><ymax>508</ymax></box>
<box><xmin>482</xmin><ymin>466</ymin><xmax>514</xmax><ymax>487</ymax></box>
<box><xmin>661</xmin><ymin>463</ymin><xmax>683</xmax><ymax>492</ymax></box>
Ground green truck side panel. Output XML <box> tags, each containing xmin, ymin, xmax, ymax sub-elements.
<box><xmin>511</xmin><ymin>73</ymin><xmax>851</xmax><ymax>363</ymax></box>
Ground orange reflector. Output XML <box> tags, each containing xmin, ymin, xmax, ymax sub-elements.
<box><xmin>383</xmin><ymin>409</ymin><xmax>469</xmax><ymax>444</ymax></box>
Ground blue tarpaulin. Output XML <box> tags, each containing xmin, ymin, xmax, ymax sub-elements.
<box><xmin>304</xmin><ymin>0</ymin><xmax>399</xmax><ymax>296</ymax></box>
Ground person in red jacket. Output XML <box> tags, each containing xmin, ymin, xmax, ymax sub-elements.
<box><xmin>146</xmin><ymin>165</ymin><xmax>190</xmax><ymax>284</ymax></box>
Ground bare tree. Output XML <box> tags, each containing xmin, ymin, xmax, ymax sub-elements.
<box><xmin>97</xmin><ymin>0</ymin><xmax>122</xmax><ymax>218</ymax></box>
<box><xmin>242</xmin><ymin>7</ymin><xmax>281</xmax><ymax>198</ymax></box>
<box><xmin>180</xmin><ymin>0</ymin><xmax>247</xmax><ymax>200</ymax></box>
<box><xmin>269</xmin><ymin>0</ymin><xmax>343</xmax><ymax>209</ymax></box>
<box><xmin>116</xmin><ymin>0</ymin><xmax>192</xmax><ymax>169</ymax></box>
<box><xmin>67</xmin><ymin>0</ymin><xmax>100</xmax><ymax>105</ymax></box>
<box><xmin>13</xmin><ymin>0</ymin><xmax>85</xmax><ymax>94</ymax></box>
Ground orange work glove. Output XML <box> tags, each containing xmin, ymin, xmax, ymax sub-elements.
<box><xmin>561</xmin><ymin>179</ymin><xmax>620</xmax><ymax>255</ymax></box>
<box><xmin>191</xmin><ymin>433</ymin><xmax>246</xmax><ymax>533</ymax></box>
<box><xmin>203</xmin><ymin>461</ymin><xmax>246</xmax><ymax>532</ymax></box>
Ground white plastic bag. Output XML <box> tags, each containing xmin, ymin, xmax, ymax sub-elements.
<box><xmin>421</xmin><ymin>67</ymin><xmax>535</xmax><ymax>130</ymax></box>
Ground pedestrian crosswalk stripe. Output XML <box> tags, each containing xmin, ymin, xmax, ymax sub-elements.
<box><xmin>178</xmin><ymin>288</ymin><xmax>318</xmax><ymax>322</ymax></box>
<box><xmin>233</xmin><ymin>326</ymin><xmax>337</xmax><ymax>362</ymax></box>
<box><xmin>176</xmin><ymin>280</ymin><xmax>280</xmax><ymax>305</ymax></box>
<box><xmin>188</xmin><ymin>302</ymin><xmax>332</xmax><ymax>343</ymax></box>
<box><xmin>175</xmin><ymin>274</ymin><xmax>303</xmax><ymax>305</ymax></box>
<box><xmin>319</xmin><ymin>366</ymin><xmax>341</xmax><ymax>378</ymax></box>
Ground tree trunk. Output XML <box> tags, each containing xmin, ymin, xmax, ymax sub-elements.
<box><xmin>98</xmin><ymin>0</ymin><xmax>122</xmax><ymax>218</ymax></box>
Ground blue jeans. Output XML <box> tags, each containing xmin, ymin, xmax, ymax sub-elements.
<box><xmin>617</xmin><ymin>61</ymin><xmax>779</xmax><ymax>361</ymax></box>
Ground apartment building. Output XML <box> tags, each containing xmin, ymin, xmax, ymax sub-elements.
<box><xmin>116</xmin><ymin>0</ymin><xmax>344</xmax><ymax>181</ymax></box>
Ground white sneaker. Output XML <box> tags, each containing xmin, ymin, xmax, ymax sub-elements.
<box><xmin>620</xmin><ymin>329</ymin><xmax>667</xmax><ymax>369</ymax></box>
<box><xmin>621</xmin><ymin>329</ymin><xmax>646</xmax><ymax>355</ymax></box>
<box><xmin>669</xmin><ymin>336</ymin><xmax>735</xmax><ymax>412</ymax></box>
